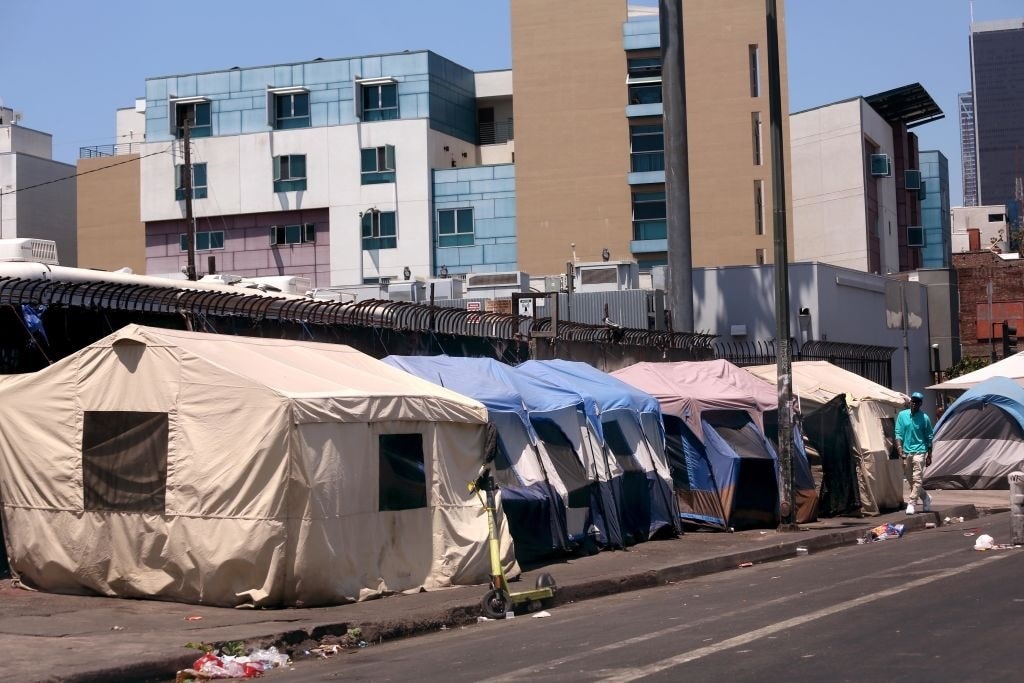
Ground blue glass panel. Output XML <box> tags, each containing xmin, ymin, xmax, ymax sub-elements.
<box><xmin>274</xmin><ymin>179</ymin><xmax>307</xmax><ymax>193</ymax></box>
<box><xmin>633</xmin><ymin>220</ymin><xmax>667</xmax><ymax>241</ymax></box>
<box><xmin>361</xmin><ymin>171</ymin><xmax>395</xmax><ymax>185</ymax></box>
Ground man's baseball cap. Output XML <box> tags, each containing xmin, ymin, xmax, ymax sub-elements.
<box><xmin>910</xmin><ymin>391</ymin><xmax>924</xmax><ymax>401</ymax></box>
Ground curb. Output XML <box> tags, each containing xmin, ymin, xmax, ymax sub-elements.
<box><xmin>64</xmin><ymin>504</ymin><xmax>980</xmax><ymax>683</ymax></box>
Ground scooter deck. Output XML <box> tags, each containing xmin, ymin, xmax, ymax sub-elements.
<box><xmin>508</xmin><ymin>587</ymin><xmax>556</xmax><ymax>604</ymax></box>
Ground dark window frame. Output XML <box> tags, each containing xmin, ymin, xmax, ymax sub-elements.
<box><xmin>274</xmin><ymin>91</ymin><xmax>310</xmax><ymax>129</ymax></box>
<box><xmin>270</xmin><ymin>223</ymin><xmax>316</xmax><ymax>246</ymax></box>
<box><xmin>175</xmin><ymin>101</ymin><xmax>212</xmax><ymax>139</ymax></box>
<box><xmin>273</xmin><ymin>154</ymin><xmax>307</xmax><ymax>193</ymax></box>
<box><xmin>175</xmin><ymin>162</ymin><xmax>208</xmax><ymax>201</ymax></box>
<box><xmin>362</xmin><ymin>210</ymin><xmax>397</xmax><ymax>250</ymax></box>
<box><xmin>437</xmin><ymin>207</ymin><xmax>474</xmax><ymax>247</ymax></box>
<box><xmin>178</xmin><ymin>230</ymin><xmax>224</xmax><ymax>252</ymax></box>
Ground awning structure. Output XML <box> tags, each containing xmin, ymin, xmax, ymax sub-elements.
<box><xmin>864</xmin><ymin>83</ymin><xmax>944</xmax><ymax>129</ymax></box>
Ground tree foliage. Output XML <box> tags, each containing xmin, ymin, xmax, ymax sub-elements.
<box><xmin>944</xmin><ymin>355</ymin><xmax>989</xmax><ymax>380</ymax></box>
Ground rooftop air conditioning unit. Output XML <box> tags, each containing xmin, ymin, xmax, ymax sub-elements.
<box><xmin>425</xmin><ymin>278</ymin><xmax>463</xmax><ymax>300</ymax></box>
<box><xmin>465</xmin><ymin>271</ymin><xmax>530</xmax><ymax>298</ymax></box>
<box><xmin>907</xmin><ymin>226</ymin><xmax>925</xmax><ymax>248</ymax></box>
<box><xmin>870</xmin><ymin>153</ymin><xmax>892</xmax><ymax>178</ymax></box>
<box><xmin>574</xmin><ymin>261</ymin><xmax>639</xmax><ymax>292</ymax></box>
<box><xmin>0</xmin><ymin>238</ymin><xmax>60</xmax><ymax>265</ymax></box>
<box><xmin>543</xmin><ymin>275</ymin><xmax>565</xmax><ymax>293</ymax></box>
<box><xmin>387</xmin><ymin>280</ymin><xmax>426</xmax><ymax>302</ymax></box>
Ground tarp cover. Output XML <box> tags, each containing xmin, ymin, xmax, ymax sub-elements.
<box><xmin>0</xmin><ymin>325</ymin><xmax>517</xmax><ymax>607</ymax></box>
<box><xmin>926</xmin><ymin>376</ymin><xmax>1024</xmax><ymax>490</ymax></box>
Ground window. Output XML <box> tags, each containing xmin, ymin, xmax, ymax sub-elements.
<box><xmin>360</xmin><ymin>145</ymin><xmax>396</xmax><ymax>184</ymax></box>
<box><xmin>627</xmin><ymin>55</ymin><xmax>662</xmax><ymax>105</ymax></box>
<box><xmin>273</xmin><ymin>154</ymin><xmax>307</xmax><ymax>192</ymax></box>
<box><xmin>82</xmin><ymin>411</ymin><xmax>168</xmax><ymax>513</ymax></box>
<box><xmin>379</xmin><ymin>433</ymin><xmax>426</xmax><ymax>511</ymax></box>
<box><xmin>175</xmin><ymin>163</ymin><xmax>208</xmax><ymax>200</ymax></box>
<box><xmin>756</xmin><ymin>248</ymin><xmax>766</xmax><ymax>265</ymax></box>
<box><xmin>749</xmin><ymin>45</ymin><xmax>760</xmax><ymax>97</ymax></box>
<box><xmin>754</xmin><ymin>179</ymin><xmax>765</xmax><ymax>235</ymax></box>
<box><xmin>988</xmin><ymin>213</ymin><xmax>1005</xmax><ymax>222</ymax></box>
<box><xmin>362</xmin><ymin>210</ymin><xmax>397</xmax><ymax>250</ymax></box>
<box><xmin>274</xmin><ymin>92</ymin><xmax>310</xmax><ymax>129</ymax></box>
<box><xmin>751</xmin><ymin>112</ymin><xmax>763</xmax><ymax>166</ymax></box>
<box><xmin>175</xmin><ymin>100</ymin><xmax>211</xmax><ymax>139</ymax></box>
<box><xmin>179</xmin><ymin>230</ymin><xmax>224</xmax><ymax>252</ymax></box>
<box><xmin>632</xmin><ymin>191</ymin><xmax>666</xmax><ymax>241</ymax></box>
<box><xmin>270</xmin><ymin>223</ymin><xmax>315</xmax><ymax>246</ymax></box>
<box><xmin>907</xmin><ymin>226</ymin><xmax>925</xmax><ymax>247</ymax></box>
<box><xmin>361</xmin><ymin>82</ymin><xmax>398</xmax><ymax>121</ymax></box>
<box><xmin>904</xmin><ymin>169</ymin><xmax>922</xmax><ymax>191</ymax></box>
<box><xmin>437</xmin><ymin>208</ymin><xmax>474</xmax><ymax>247</ymax></box>
<box><xmin>630</xmin><ymin>124</ymin><xmax>664</xmax><ymax>172</ymax></box>
<box><xmin>870</xmin><ymin>154</ymin><xmax>892</xmax><ymax>177</ymax></box>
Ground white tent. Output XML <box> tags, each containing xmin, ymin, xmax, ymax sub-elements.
<box><xmin>929</xmin><ymin>351</ymin><xmax>1024</xmax><ymax>391</ymax></box>
<box><xmin>746</xmin><ymin>361</ymin><xmax>909</xmax><ymax>515</ymax></box>
<box><xmin>0</xmin><ymin>325</ymin><xmax>516</xmax><ymax>607</ymax></box>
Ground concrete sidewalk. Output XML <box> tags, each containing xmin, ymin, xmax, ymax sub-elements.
<box><xmin>0</xmin><ymin>489</ymin><xmax>1012</xmax><ymax>683</ymax></box>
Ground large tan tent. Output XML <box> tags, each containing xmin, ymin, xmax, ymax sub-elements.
<box><xmin>746</xmin><ymin>361</ymin><xmax>908</xmax><ymax>515</ymax></box>
<box><xmin>0</xmin><ymin>325</ymin><xmax>516</xmax><ymax>607</ymax></box>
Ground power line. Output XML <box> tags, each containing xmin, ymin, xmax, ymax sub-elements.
<box><xmin>0</xmin><ymin>146</ymin><xmax>173</xmax><ymax>197</ymax></box>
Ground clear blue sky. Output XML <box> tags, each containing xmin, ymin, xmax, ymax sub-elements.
<box><xmin>2</xmin><ymin>0</ymin><xmax>1021</xmax><ymax>206</ymax></box>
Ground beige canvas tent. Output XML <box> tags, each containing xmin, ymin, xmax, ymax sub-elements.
<box><xmin>746</xmin><ymin>361</ymin><xmax>908</xmax><ymax>515</ymax></box>
<box><xmin>0</xmin><ymin>325</ymin><xmax>516</xmax><ymax>607</ymax></box>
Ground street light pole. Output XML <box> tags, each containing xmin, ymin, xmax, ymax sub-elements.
<box><xmin>766</xmin><ymin>0</ymin><xmax>795</xmax><ymax>526</ymax></box>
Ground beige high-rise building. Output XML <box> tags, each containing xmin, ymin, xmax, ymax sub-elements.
<box><xmin>512</xmin><ymin>0</ymin><xmax>793</xmax><ymax>275</ymax></box>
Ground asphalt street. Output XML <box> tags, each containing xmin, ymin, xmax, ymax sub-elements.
<box><xmin>266</xmin><ymin>512</ymin><xmax>1022</xmax><ymax>682</ymax></box>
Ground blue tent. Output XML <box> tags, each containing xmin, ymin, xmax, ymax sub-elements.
<box><xmin>926</xmin><ymin>376</ymin><xmax>1024</xmax><ymax>490</ymax></box>
<box><xmin>516</xmin><ymin>359</ymin><xmax>680</xmax><ymax>541</ymax></box>
<box><xmin>383</xmin><ymin>355</ymin><xmax>623</xmax><ymax>555</ymax></box>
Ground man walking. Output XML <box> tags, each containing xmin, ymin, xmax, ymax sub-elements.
<box><xmin>895</xmin><ymin>391</ymin><xmax>933</xmax><ymax>514</ymax></box>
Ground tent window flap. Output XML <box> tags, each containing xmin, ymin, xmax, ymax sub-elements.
<box><xmin>82</xmin><ymin>411</ymin><xmax>169</xmax><ymax>513</ymax></box>
<box><xmin>379</xmin><ymin>433</ymin><xmax>427</xmax><ymax>511</ymax></box>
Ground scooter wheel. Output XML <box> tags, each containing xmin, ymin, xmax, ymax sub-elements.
<box><xmin>481</xmin><ymin>588</ymin><xmax>511</xmax><ymax>619</ymax></box>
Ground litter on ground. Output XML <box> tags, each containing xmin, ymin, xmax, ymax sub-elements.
<box><xmin>858</xmin><ymin>522</ymin><xmax>905</xmax><ymax>544</ymax></box>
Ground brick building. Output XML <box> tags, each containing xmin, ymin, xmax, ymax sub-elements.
<box><xmin>953</xmin><ymin>250</ymin><xmax>1024</xmax><ymax>360</ymax></box>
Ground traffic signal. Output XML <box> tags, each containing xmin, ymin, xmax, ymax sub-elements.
<box><xmin>1003</xmin><ymin>320</ymin><xmax>1018</xmax><ymax>358</ymax></box>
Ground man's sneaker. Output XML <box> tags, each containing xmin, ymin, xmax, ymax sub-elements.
<box><xmin>922</xmin><ymin>493</ymin><xmax>933</xmax><ymax>512</ymax></box>
<box><xmin>906</xmin><ymin>503</ymin><xmax>916</xmax><ymax>515</ymax></box>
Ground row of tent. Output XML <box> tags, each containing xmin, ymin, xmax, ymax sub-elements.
<box><xmin>926</xmin><ymin>376</ymin><xmax>1024</xmax><ymax>490</ymax></box>
<box><xmin>0</xmin><ymin>325</ymin><xmax>914</xmax><ymax>608</ymax></box>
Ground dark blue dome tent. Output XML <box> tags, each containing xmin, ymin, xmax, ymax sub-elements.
<box><xmin>516</xmin><ymin>359</ymin><xmax>680</xmax><ymax>543</ymax></box>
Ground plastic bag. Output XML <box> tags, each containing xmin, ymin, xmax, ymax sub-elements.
<box><xmin>974</xmin><ymin>534</ymin><xmax>995</xmax><ymax>550</ymax></box>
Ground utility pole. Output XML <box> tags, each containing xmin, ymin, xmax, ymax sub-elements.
<box><xmin>659</xmin><ymin>0</ymin><xmax>694</xmax><ymax>332</ymax></box>
<box><xmin>766</xmin><ymin>0</ymin><xmax>794</xmax><ymax>526</ymax></box>
<box><xmin>182</xmin><ymin>112</ymin><xmax>197</xmax><ymax>281</ymax></box>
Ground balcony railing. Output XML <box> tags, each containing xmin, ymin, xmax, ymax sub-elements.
<box><xmin>79</xmin><ymin>142</ymin><xmax>146</xmax><ymax>158</ymax></box>
<box><xmin>478</xmin><ymin>119</ymin><xmax>514</xmax><ymax>146</ymax></box>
